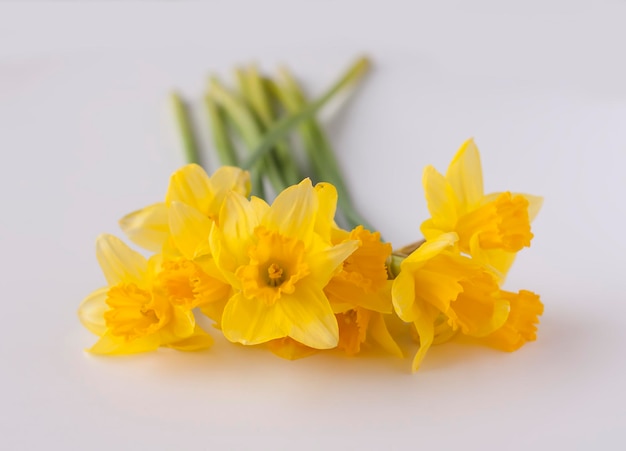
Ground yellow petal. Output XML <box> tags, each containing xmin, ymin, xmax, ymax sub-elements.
<box><xmin>208</xmin><ymin>227</ymin><xmax>240</xmax><ymax>290</ymax></box>
<box><xmin>199</xmin><ymin>298</ymin><xmax>228</xmax><ymax>328</ymax></box>
<box><xmin>414</xmin><ymin>271</ymin><xmax>461</xmax><ymax>315</ymax></box>
<box><xmin>119</xmin><ymin>203</ymin><xmax>169</xmax><ymax>252</ymax></box>
<box><xmin>78</xmin><ymin>287</ymin><xmax>109</xmax><ymax>336</ymax></box>
<box><xmin>402</xmin><ymin>232</ymin><xmax>457</xmax><ymax>267</ymax></box>
<box><xmin>308</xmin><ymin>239</ymin><xmax>359</xmax><ymax>286</ymax></box>
<box><xmin>264</xmin><ymin>178</ymin><xmax>317</xmax><ymax>243</ymax></box>
<box><xmin>165</xmin><ymin>164</ymin><xmax>212</xmax><ymax>213</ymax></box>
<box><xmin>215</xmin><ymin>191</ymin><xmax>258</xmax><ymax>273</ymax></box>
<box><xmin>422</xmin><ymin>165</ymin><xmax>458</xmax><ymax>231</ymax></box>
<box><xmin>221</xmin><ymin>293</ymin><xmax>287</xmax><ymax>345</ymax></box>
<box><xmin>445</xmin><ymin>138</ymin><xmax>484</xmax><ymax>212</ymax></box>
<box><xmin>169</xmin><ymin>201</ymin><xmax>213</xmax><ymax>260</ymax></box>
<box><xmin>250</xmin><ymin>196</ymin><xmax>270</xmax><ymax>218</ymax></box>
<box><xmin>368</xmin><ymin>312</ymin><xmax>404</xmax><ymax>357</ymax></box>
<box><xmin>327</xmin><ymin>279</ymin><xmax>393</xmax><ymax>313</ymax></box>
<box><xmin>391</xmin><ymin>270</ymin><xmax>416</xmax><ymax>322</ymax></box>
<box><xmin>206</xmin><ymin>166</ymin><xmax>251</xmax><ymax>217</ymax></box>
<box><xmin>314</xmin><ymin>182</ymin><xmax>338</xmax><ymax>239</ymax></box>
<box><xmin>158</xmin><ymin>306</ymin><xmax>196</xmax><ymax>344</ymax></box>
<box><xmin>279</xmin><ymin>283</ymin><xmax>339</xmax><ymax>349</ymax></box>
<box><xmin>209</xmin><ymin>166</ymin><xmax>251</xmax><ymax>196</ymax></box>
<box><xmin>411</xmin><ymin>301</ymin><xmax>440</xmax><ymax>372</ymax></box>
<box><xmin>361</xmin><ymin>281</ymin><xmax>395</xmax><ymax>313</ymax></box>
<box><xmin>166</xmin><ymin>325</ymin><xmax>214</xmax><ymax>351</ymax></box>
<box><xmin>523</xmin><ymin>194</ymin><xmax>544</xmax><ymax>222</ymax></box>
<box><xmin>470</xmin><ymin>241</ymin><xmax>517</xmax><ymax>283</ymax></box>
<box><xmin>267</xmin><ymin>337</ymin><xmax>318</xmax><ymax>360</ymax></box>
<box><xmin>95</xmin><ymin>234</ymin><xmax>148</xmax><ymax>286</ymax></box>
<box><xmin>88</xmin><ymin>332</ymin><xmax>160</xmax><ymax>355</ymax></box>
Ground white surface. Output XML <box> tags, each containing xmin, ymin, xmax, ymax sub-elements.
<box><xmin>1</xmin><ymin>1</ymin><xmax>625</xmax><ymax>449</ymax></box>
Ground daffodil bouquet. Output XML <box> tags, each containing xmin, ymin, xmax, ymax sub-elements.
<box><xmin>78</xmin><ymin>58</ymin><xmax>543</xmax><ymax>372</ymax></box>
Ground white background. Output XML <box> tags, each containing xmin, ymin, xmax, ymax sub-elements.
<box><xmin>1</xmin><ymin>1</ymin><xmax>625</xmax><ymax>449</ymax></box>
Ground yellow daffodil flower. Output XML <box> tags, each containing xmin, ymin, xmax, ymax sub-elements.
<box><xmin>78</xmin><ymin>234</ymin><xmax>213</xmax><ymax>355</ymax></box>
<box><xmin>420</xmin><ymin>139</ymin><xmax>543</xmax><ymax>279</ymax></box>
<box><xmin>325</xmin><ymin>226</ymin><xmax>402</xmax><ymax>357</ymax></box>
<box><xmin>209</xmin><ymin>179</ymin><xmax>359</xmax><ymax>349</ymax></box>
<box><xmin>467</xmin><ymin>289</ymin><xmax>543</xmax><ymax>352</ymax></box>
<box><xmin>266</xmin><ymin>225</ymin><xmax>403</xmax><ymax>358</ymax></box>
<box><xmin>119</xmin><ymin>164</ymin><xmax>250</xmax><ymax>257</ymax></box>
<box><xmin>392</xmin><ymin>233</ymin><xmax>512</xmax><ymax>372</ymax></box>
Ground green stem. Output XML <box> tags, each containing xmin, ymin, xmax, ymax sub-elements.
<box><xmin>270</xmin><ymin>62</ymin><xmax>375</xmax><ymax>231</ymax></box>
<box><xmin>203</xmin><ymin>95</ymin><xmax>239</xmax><ymax>166</ymax></box>
<box><xmin>170</xmin><ymin>92</ymin><xmax>201</xmax><ymax>166</ymax></box>
<box><xmin>242</xmin><ymin>66</ymin><xmax>302</xmax><ymax>186</ymax></box>
<box><xmin>207</xmin><ymin>78</ymin><xmax>288</xmax><ymax>194</ymax></box>
<box><xmin>242</xmin><ymin>56</ymin><xmax>370</xmax><ymax>172</ymax></box>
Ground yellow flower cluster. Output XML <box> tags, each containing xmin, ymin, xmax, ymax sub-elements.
<box><xmin>79</xmin><ymin>139</ymin><xmax>543</xmax><ymax>372</ymax></box>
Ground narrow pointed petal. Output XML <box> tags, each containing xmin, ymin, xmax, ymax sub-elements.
<box><xmin>470</xmin><ymin>239</ymin><xmax>517</xmax><ymax>283</ymax></box>
<box><xmin>158</xmin><ymin>307</ymin><xmax>196</xmax><ymax>344</ymax></box>
<box><xmin>523</xmin><ymin>194</ymin><xmax>544</xmax><ymax>222</ymax></box>
<box><xmin>165</xmin><ymin>164</ymin><xmax>212</xmax><ymax>213</ymax></box>
<box><xmin>422</xmin><ymin>166</ymin><xmax>458</xmax><ymax>231</ymax></box>
<box><xmin>214</xmin><ymin>192</ymin><xmax>258</xmax><ymax>275</ymax></box>
<box><xmin>169</xmin><ymin>201</ymin><xmax>213</xmax><ymax>260</ymax></box>
<box><xmin>78</xmin><ymin>287</ymin><xmax>109</xmax><ymax>336</ymax></box>
<box><xmin>88</xmin><ymin>332</ymin><xmax>160</xmax><ymax>355</ymax></box>
<box><xmin>267</xmin><ymin>337</ymin><xmax>318</xmax><ymax>360</ymax></box>
<box><xmin>391</xmin><ymin>271</ymin><xmax>416</xmax><ymax>322</ymax></box>
<box><xmin>206</xmin><ymin>166</ymin><xmax>251</xmax><ymax>216</ymax></box>
<box><xmin>314</xmin><ymin>182</ymin><xmax>338</xmax><ymax>239</ymax></box>
<box><xmin>221</xmin><ymin>293</ymin><xmax>287</xmax><ymax>345</ymax></box>
<box><xmin>95</xmin><ymin>234</ymin><xmax>148</xmax><ymax>286</ymax></box>
<box><xmin>279</xmin><ymin>284</ymin><xmax>339</xmax><ymax>349</ymax></box>
<box><xmin>445</xmin><ymin>138</ymin><xmax>484</xmax><ymax>211</ymax></box>
<box><xmin>264</xmin><ymin>179</ymin><xmax>317</xmax><ymax>242</ymax></box>
<box><xmin>167</xmin><ymin>325</ymin><xmax>214</xmax><ymax>351</ymax></box>
<box><xmin>249</xmin><ymin>196</ymin><xmax>270</xmax><ymax>218</ymax></box>
<box><xmin>402</xmin><ymin>232</ymin><xmax>457</xmax><ymax>266</ymax></box>
<box><xmin>368</xmin><ymin>312</ymin><xmax>404</xmax><ymax>357</ymax></box>
<box><xmin>411</xmin><ymin>301</ymin><xmax>440</xmax><ymax>372</ymax></box>
<box><xmin>308</xmin><ymin>239</ymin><xmax>359</xmax><ymax>286</ymax></box>
<box><xmin>119</xmin><ymin>203</ymin><xmax>169</xmax><ymax>252</ymax></box>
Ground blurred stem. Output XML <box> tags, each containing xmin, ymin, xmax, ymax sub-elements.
<box><xmin>242</xmin><ymin>56</ymin><xmax>370</xmax><ymax>172</ymax></box>
<box><xmin>207</xmin><ymin>77</ymin><xmax>287</xmax><ymax>195</ymax></box>
<box><xmin>203</xmin><ymin>95</ymin><xmax>238</xmax><ymax>167</ymax></box>
<box><xmin>239</xmin><ymin>65</ymin><xmax>302</xmax><ymax>186</ymax></box>
<box><xmin>271</xmin><ymin>61</ymin><xmax>374</xmax><ymax>231</ymax></box>
<box><xmin>170</xmin><ymin>92</ymin><xmax>201</xmax><ymax>166</ymax></box>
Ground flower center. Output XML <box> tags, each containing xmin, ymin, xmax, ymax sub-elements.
<box><xmin>267</xmin><ymin>263</ymin><xmax>285</xmax><ymax>287</ymax></box>
<box><xmin>104</xmin><ymin>283</ymin><xmax>168</xmax><ymax>340</ymax></box>
<box><xmin>157</xmin><ymin>259</ymin><xmax>231</xmax><ymax>310</ymax></box>
<box><xmin>236</xmin><ymin>227</ymin><xmax>310</xmax><ymax>305</ymax></box>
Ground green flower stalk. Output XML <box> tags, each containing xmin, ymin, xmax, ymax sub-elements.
<box><xmin>207</xmin><ymin>77</ymin><xmax>287</xmax><ymax>196</ymax></box>
<box><xmin>170</xmin><ymin>92</ymin><xmax>201</xmax><ymax>166</ymax></box>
